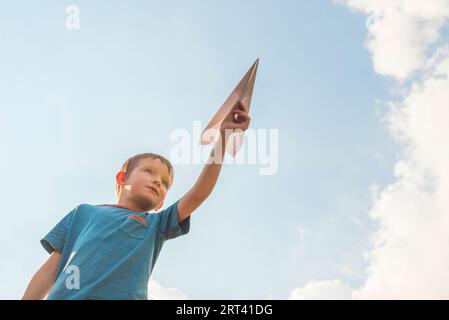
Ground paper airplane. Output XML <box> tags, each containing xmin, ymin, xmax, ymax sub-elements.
<box><xmin>200</xmin><ymin>58</ymin><xmax>259</xmax><ymax>156</ymax></box>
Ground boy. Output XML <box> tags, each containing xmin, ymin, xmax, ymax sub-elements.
<box><xmin>22</xmin><ymin>100</ymin><xmax>251</xmax><ymax>299</ymax></box>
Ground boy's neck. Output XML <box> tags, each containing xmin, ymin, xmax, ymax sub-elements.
<box><xmin>116</xmin><ymin>199</ymin><xmax>150</xmax><ymax>213</ymax></box>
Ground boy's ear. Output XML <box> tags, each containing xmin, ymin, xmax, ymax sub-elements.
<box><xmin>116</xmin><ymin>171</ymin><xmax>126</xmax><ymax>185</ymax></box>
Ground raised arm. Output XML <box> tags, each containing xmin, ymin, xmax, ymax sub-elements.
<box><xmin>177</xmin><ymin>100</ymin><xmax>251</xmax><ymax>222</ymax></box>
<box><xmin>21</xmin><ymin>251</ymin><xmax>61</xmax><ymax>300</ymax></box>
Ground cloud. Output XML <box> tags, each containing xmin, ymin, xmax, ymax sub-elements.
<box><xmin>353</xmin><ymin>50</ymin><xmax>449</xmax><ymax>299</ymax></box>
<box><xmin>289</xmin><ymin>280</ymin><xmax>353</xmax><ymax>300</ymax></box>
<box><xmin>148</xmin><ymin>279</ymin><xmax>188</xmax><ymax>300</ymax></box>
<box><xmin>338</xmin><ymin>0</ymin><xmax>449</xmax><ymax>81</ymax></box>
<box><xmin>291</xmin><ymin>0</ymin><xmax>449</xmax><ymax>299</ymax></box>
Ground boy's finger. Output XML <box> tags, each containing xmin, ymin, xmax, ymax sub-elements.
<box><xmin>233</xmin><ymin>100</ymin><xmax>248</xmax><ymax>112</ymax></box>
<box><xmin>238</xmin><ymin>100</ymin><xmax>248</xmax><ymax>113</ymax></box>
<box><xmin>234</xmin><ymin>110</ymin><xmax>251</xmax><ymax>121</ymax></box>
<box><xmin>235</xmin><ymin>109</ymin><xmax>248</xmax><ymax>115</ymax></box>
<box><xmin>233</xmin><ymin>109</ymin><xmax>248</xmax><ymax>116</ymax></box>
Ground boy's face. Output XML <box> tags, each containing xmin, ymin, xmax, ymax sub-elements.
<box><xmin>117</xmin><ymin>158</ymin><xmax>172</xmax><ymax>211</ymax></box>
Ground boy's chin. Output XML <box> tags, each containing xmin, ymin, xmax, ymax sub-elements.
<box><xmin>146</xmin><ymin>201</ymin><xmax>158</xmax><ymax>210</ymax></box>
<box><xmin>130</xmin><ymin>194</ymin><xmax>157</xmax><ymax>212</ymax></box>
<box><xmin>141</xmin><ymin>200</ymin><xmax>157</xmax><ymax>211</ymax></box>
<box><xmin>143</xmin><ymin>196</ymin><xmax>163</xmax><ymax>211</ymax></box>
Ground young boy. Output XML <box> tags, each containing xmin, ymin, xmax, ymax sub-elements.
<box><xmin>22</xmin><ymin>100</ymin><xmax>251</xmax><ymax>300</ymax></box>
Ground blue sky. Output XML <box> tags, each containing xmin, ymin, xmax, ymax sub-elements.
<box><xmin>0</xmin><ymin>0</ymin><xmax>399</xmax><ymax>299</ymax></box>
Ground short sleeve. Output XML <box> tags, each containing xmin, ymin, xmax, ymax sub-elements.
<box><xmin>40</xmin><ymin>206</ymin><xmax>78</xmax><ymax>254</ymax></box>
<box><xmin>157</xmin><ymin>200</ymin><xmax>190</xmax><ymax>241</ymax></box>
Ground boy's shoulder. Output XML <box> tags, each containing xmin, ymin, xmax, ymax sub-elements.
<box><xmin>74</xmin><ymin>203</ymin><xmax>93</xmax><ymax>210</ymax></box>
<box><xmin>66</xmin><ymin>203</ymin><xmax>120</xmax><ymax>222</ymax></box>
<box><xmin>69</xmin><ymin>203</ymin><xmax>100</xmax><ymax>215</ymax></box>
<box><xmin>75</xmin><ymin>203</ymin><xmax>112</xmax><ymax>209</ymax></box>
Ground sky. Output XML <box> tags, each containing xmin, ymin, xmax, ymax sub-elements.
<box><xmin>0</xmin><ymin>0</ymin><xmax>448</xmax><ymax>300</ymax></box>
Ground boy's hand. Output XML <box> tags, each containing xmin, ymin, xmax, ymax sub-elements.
<box><xmin>177</xmin><ymin>101</ymin><xmax>252</xmax><ymax>223</ymax></box>
<box><xmin>220</xmin><ymin>100</ymin><xmax>251</xmax><ymax>133</ymax></box>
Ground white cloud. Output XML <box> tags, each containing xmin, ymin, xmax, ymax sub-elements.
<box><xmin>291</xmin><ymin>0</ymin><xmax>449</xmax><ymax>299</ymax></box>
<box><xmin>289</xmin><ymin>280</ymin><xmax>353</xmax><ymax>300</ymax></box>
<box><xmin>346</xmin><ymin>0</ymin><xmax>449</xmax><ymax>299</ymax></box>
<box><xmin>338</xmin><ymin>0</ymin><xmax>449</xmax><ymax>81</ymax></box>
<box><xmin>148</xmin><ymin>279</ymin><xmax>188</xmax><ymax>300</ymax></box>
<box><xmin>353</xmin><ymin>52</ymin><xmax>449</xmax><ymax>299</ymax></box>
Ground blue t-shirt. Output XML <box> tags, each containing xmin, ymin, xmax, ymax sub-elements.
<box><xmin>40</xmin><ymin>200</ymin><xmax>190</xmax><ymax>300</ymax></box>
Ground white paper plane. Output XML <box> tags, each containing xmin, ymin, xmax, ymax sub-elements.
<box><xmin>200</xmin><ymin>58</ymin><xmax>259</xmax><ymax>156</ymax></box>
